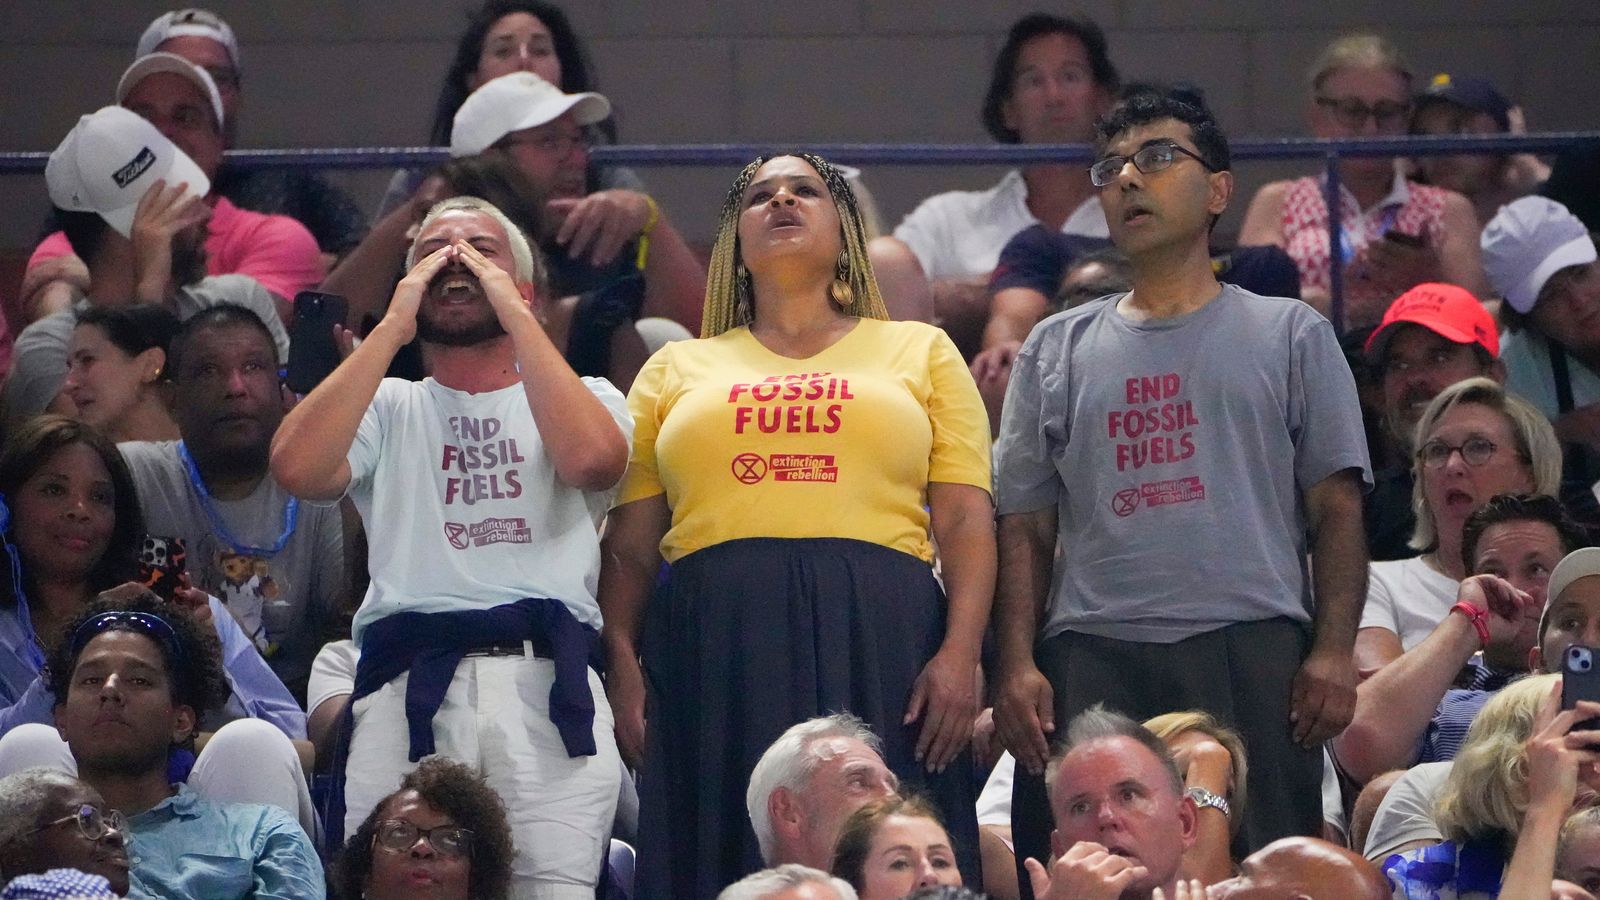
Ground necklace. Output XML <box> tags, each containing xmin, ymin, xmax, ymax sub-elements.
<box><xmin>177</xmin><ymin>441</ymin><xmax>298</xmax><ymax>557</ymax></box>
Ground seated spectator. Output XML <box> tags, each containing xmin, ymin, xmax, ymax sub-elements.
<box><xmin>1382</xmin><ymin>674</ymin><xmax>1600</xmax><ymax>897</ymax></box>
<box><xmin>20</xmin><ymin>52</ymin><xmax>322</xmax><ymax>324</ymax></box>
<box><xmin>1</xmin><ymin>106</ymin><xmax>288</xmax><ymax>432</ymax></box>
<box><xmin>1237</xmin><ymin>33</ymin><xmax>1487</xmax><ymax>328</ymax></box>
<box><xmin>719</xmin><ymin>865</ymin><xmax>859</xmax><ymax>900</ymax></box>
<box><xmin>1337</xmin><ymin>494</ymin><xmax>1587</xmax><ymax>783</ymax></box>
<box><xmin>1410</xmin><ymin>73</ymin><xmax>1549</xmax><ymax>229</ymax></box>
<box><xmin>62</xmin><ymin>305</ymin><xmax>181</xmax><ymax>443</ymax></box>
<box><xmin>748</xmin><ymin>715</ymin><xmax>901</xmax><ymax>874</ymax></box>
<box><xmin>831</xmin><ymin>796</ymin><xmax>963</xmax><ymax>899</ymax></box>
<box><xmin>1208</xmin><ymin>837</ymin><xmax>1388</xmax><ymax>899</ymax></box>
<box><xmin>1026</xmin><ymin>706</ymin><xmax>1196</xmax><ymax>900</ymax></box>
<box><xmin>1355</xmin><ymin>377</ymin><xmax>1561</xmax><ymax>674</ymax></box>
<box><xmin>1558</xmin><ymin>807</ymin><xmax>1600</xmax><ymax>896</ymax></box>
<box><xmin>1360</xmin><ymin>283</ymin><xmax>1504</xmax><ymax>561</ymax></box>
<box><xmin>1483</xmin><ymin>197</ymin><xmax>1600</xmax><ymax>457</ymax></box>
<box><xmin>335</xmin><ymin>757</ymin><xmax>514</xmax><ymax>900</ymax></box>
<box><xmin>14</xmin><ymin>592</ymin><xmax>323</xmax><ymax>897</ymax></box>
<box><xmin>119</xmin><ymin>305</ymin><xmax>352</xmax><ymax>701</ymax></box>
<box><xmin>870</xmin><ymin>12</ymin><xmax>1118</xmax><ymax>355</ymax></box>
<box><xmin>0</xmin><ymin>416</ymin><xmax>303</xmax><ymax>746</ymax></box>
<box><xmin>0</xmin><ymin>769</ymin><xmax>128</xmax><ymax>894</ymax></box>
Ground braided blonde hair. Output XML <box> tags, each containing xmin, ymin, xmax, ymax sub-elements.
<box><xmin>702</xmin><ymin>152</ymin><xmax>889</xmax><ymax>338</ymax></box>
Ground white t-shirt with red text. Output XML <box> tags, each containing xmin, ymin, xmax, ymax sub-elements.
<box><xmin>345</xmin><ymin>376</ymin><xmax>631</xmax><ymax>644</ymax></box>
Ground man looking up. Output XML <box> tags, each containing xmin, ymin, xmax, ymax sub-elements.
<box><xmin>991</xmin><ymin>88</ymin><xmax>1371</xmax><ymax>895</ymax></box>
<box><xmin>271</xmin><ymin>196</ymin><xmax>631</xmax><ymax>897</ymax></box>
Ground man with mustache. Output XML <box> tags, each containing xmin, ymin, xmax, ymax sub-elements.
<box><xmin>1361</xmin><ymin>283</ymin><xmax>1504</xmax><ymax>561</ymax></box>
<box><xmin>271</xmin><ymin>196</ymin><xmax>632</xmax><ymax>898</ymax></box>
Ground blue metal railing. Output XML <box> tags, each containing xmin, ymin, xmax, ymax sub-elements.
<box><xmin>5</xmin><ymin>131</ymin><xmax>1599</xmax><ymax>332</ymax></box>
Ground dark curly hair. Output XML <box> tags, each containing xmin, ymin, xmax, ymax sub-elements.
<box><xmin>0</xmin><ymin>415</ymin><xmax>143</xmax><ymax>604</ymax></box>
<box><xmin>335</xmin><ymin>758</ymin><xmax>515</xmax><ymax>900</ymax></box>
<box><xmin>45</xmin><ymin>587</ymin><xmax>228</xmax><ymax>721</ymax></box>
<box><xmin>830</xmin><ymin>794</ymin><xmax>956</xmax><ymax>892</ymax></box>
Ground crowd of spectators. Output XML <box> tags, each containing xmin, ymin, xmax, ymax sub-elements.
<box><xmin>3</xmin><ymin>5</ymin><xmax>1600</xmax><ymax>900</ymax></box>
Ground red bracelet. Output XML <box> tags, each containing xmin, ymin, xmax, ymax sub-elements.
<box><xmin>1451</xmin><ymin>601</ymin><xmax>1491</xmax><ymax>649</ymax></box>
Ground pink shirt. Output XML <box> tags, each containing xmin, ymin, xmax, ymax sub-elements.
<box><xmin>28</xmin><ymin>197</ymin><xmax>324</xmax><ymax>303</ymax></box>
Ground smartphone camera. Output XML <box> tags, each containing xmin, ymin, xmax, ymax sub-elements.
<box><xmin>1570</xmin><ymin>646</ymin><xmax>1594</xmax><ymax>672</ymax></box>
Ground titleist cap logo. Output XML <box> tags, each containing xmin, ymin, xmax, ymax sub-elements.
<box><xmin>112</xmin><ymin>146</ymin><xmax>156</xmax><ymax>188</ymax></box>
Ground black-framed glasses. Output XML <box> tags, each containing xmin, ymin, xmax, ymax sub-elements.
<box><xmin>1089</xmin><ymin>142</ymin><xmax>1216</xmax><ymax>187</ymax></box>
<box><xmin>1418</xmin><ymin>436</ymin><xmax>1503</xmax><ymax>469</ymax></box>
<box><xmin>373</xmin><ymin>820</ymin><xmax>475</xmax><ymax>860</ymax></box>
<box><xmin>1315</xmin><ymin>96</ymin><xmax>1412</xmax><ymax>131</ymax></box>
<box><xmin>68</xmin><ymin>610</ymin><xmax>185</xmax><ymax>663</ymax></box>
<box><xmin>33</xmin><ymin>805</ymin><xmax>126</xmax><ymax>842</ymax></box>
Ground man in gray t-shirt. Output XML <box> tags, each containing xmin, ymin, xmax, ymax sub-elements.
<box><xmin>991</xmin><ymin>92</ymin><xmax>1371</xmax><ymax>891</ymax></box>
<box><xmin>123</xmin><ymin>306</ymin><xmax>350</xmax><ymax>701</ymax></box>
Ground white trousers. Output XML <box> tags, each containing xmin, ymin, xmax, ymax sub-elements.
<box><xmin>343</xmin><ymin>655</ymin><xmax>621</xmax><ymax>900</ymax></box>
<box><xmin>0</xmin><ymin>718</ymin><xmax>317</xmax><ymax>839</ymax></box>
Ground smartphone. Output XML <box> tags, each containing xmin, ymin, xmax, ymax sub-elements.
<box><xmin>1383</xmin><ymin>229</ymin><xmax>1426</xmax><ymax>249</ymax></box>
<box><xmin>1563</xmin><ymin>644</ymin><xmax>1600</xmax><ymax>729</ymax></box>
<box><xmin>286</xmin><ymin>291</ymin><xmax>348</xmax><ymax>394</ymax></box>
<box><xmin>137</xmin><ymin>535</ymin><xmax>188</xmax><ymax>602</ymax></box>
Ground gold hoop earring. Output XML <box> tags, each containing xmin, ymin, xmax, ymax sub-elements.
<box><xmin>829</xmin><ymin>250</ymin><xmax>854</xmax><ymax>309</ymax></box>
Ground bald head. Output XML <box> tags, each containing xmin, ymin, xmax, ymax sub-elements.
<box><xmin>1209</xmin><ymin>837</ymin><xmax>1388</xmax><ymax>900</ymax></box>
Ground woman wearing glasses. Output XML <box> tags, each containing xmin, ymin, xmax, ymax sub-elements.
<box><xmin>1238</xmin><ymin>33</ymin><xmax>1489</xmax><ymax>329</ymax></box>
<box><xmin>0</xmin><ymin>768</ymin><xmax>128</xmax><ymax>895</ymax></box>
<box><xmin>1354</xmin><ymin>377</ymin><xmax>1562</xmax><ymax>674</ymax></box>
<box><xmin>335</xmin><ymin>757</ymin><xmax>514</xmax><ymax>900</ymax></box>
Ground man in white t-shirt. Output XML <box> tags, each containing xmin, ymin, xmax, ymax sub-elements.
<box><xmin>869</xmin><ymin>12</ymin><xmax>1117</xmax><ymax>355</ymax></box>
<box><xmin>270</xmin><ymin>196</ymin><xmax>632</xmax><ymax>898</ymax></box>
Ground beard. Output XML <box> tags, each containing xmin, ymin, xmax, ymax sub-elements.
<box><xmin>171</xmin><ymin>226</ymin><xmax>208</xmax><ymax>288</ymax></box>
<box><xmin>416</xmin><ymin>282</ymin><xmax>508</xmax><ymax>347</ymax></box>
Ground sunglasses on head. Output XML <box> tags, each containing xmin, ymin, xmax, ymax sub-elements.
<box><xmin>68</xmin><ymin>610</ymin><xmax>185</xmax><ymax>663</ymax></box>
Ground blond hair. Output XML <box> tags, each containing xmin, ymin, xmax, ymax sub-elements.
<box><xmin>702</xmin><ymin>152</ymin><xmax>889</xmax><ymax>338</ymax></box>
<box><xmin>405</xmin><ymin>195</ymin><xmax>542</xmax><ymax>289</ymax></box>
<box><xmin>1435</xmin><ymin>673</ymin><xmax>1557</xmax><ymax>845</ymax></box>
<box><xmin>1409</xmin><ymin>377</ymin><xmax>1563</xmax><ymax>551</ymax></box>
<box><xmin>1308</xmin><ymin>33</ymin><xmax>1412</xmax><ymax>93</ymax></box>
<box><xmin>1144</xmin><ymin>710</ymin><xmax>1250</xmax><ymax>838</ymax></box>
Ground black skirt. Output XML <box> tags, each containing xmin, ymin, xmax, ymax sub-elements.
<box><xmin>634</xmin><ymin>537</ymin><xmax>980</xmax><ymax>898</ymax></box>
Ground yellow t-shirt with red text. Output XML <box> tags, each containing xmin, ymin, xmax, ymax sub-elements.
<box><xmin>617</xmin><ymin>318</ymin><xmax>991</xmax><ymax>563</ymax></box>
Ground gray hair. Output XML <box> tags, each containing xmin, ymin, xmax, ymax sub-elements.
<box><xmin>1045</xmin><ymin>704</ymin><xmax>1185</xmax><ymax>800</ymax></box>
<box><xmin>717</xmin><ymin>864</ymin><xmax>859</xmax><ymax>900</ymax></box>
<box><xmin>1409</xmin><ymin>377</ymin><xmax>1563</xmax><ymax>551</ymax></box>
<box><xmin>0</xmin><ymin>768</ymin><xmax>82</xmax><ymax>871</ymax></box>
<box><xmin>747</xmin><ymin>713</ymin><xmax>884</xmax><ymax>865</ymax></box>
<box><xmin>404</xmin><ymin>195</ymin><xmax>541</xmax><ymax>288</ymax></box>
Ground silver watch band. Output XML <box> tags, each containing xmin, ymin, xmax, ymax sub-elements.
<box><xmin>1185</xmin><ymin>786</ymin><xmax>1231</xmax><ymax>819</ymax></box>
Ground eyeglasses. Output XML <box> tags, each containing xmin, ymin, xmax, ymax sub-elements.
<box><xmin>1315</xmin><ymin>96</ymin><xmax>1412</xmax><ymax>131</ymax></box>
<box><xmin>1089</xmin><ymin>142</ymin><xmax>1216</xmax><ymax>188</ymax></box>
<box><xmin>68</xmin><ymin>610</ymin><xmax>185</xmax><ymax>663</ymax></box>
<box><xmin>33</xmin><ymin>805</ymin><xmax>126</xmax><ymax>843</ymax></box>
<box><xmin>1418</xmin><ymin>436</ymin><xmax>1504</xmax><ymax>469</ymax></box>
<box><xmin>499</xmin><ymin>132</ymin><xmax>593</xmax><ymax>158</ymax></box>
<box><xmin>373</xmin><ymin>820</ymin><xmax>474</xmax><ymax>860</ymax></box>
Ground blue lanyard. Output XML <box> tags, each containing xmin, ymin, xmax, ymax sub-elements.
<box><xmin>0</xmin><ymin>495</ymin><xmax>44</xmax><ymax>670</ymax></box>
<box><xmin>177</xmin><ymin>442</ymin><xmax>298</xmax><ymax>557</ymax></box>
<box><xmin>1335</xmin><ymin>200</ymin><xmax>1400</xmax><ymax>267</ymax></box>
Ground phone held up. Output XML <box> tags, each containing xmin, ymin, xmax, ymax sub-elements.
<box><xmin>286</xmin><ymin>290</ymin><xmax>349</xmax><ymax>394</ymax></box>
<box><xmin>1562</xmin><ymin>644</ymin><xmax>1600</xmax><ymax>730</ymax></box>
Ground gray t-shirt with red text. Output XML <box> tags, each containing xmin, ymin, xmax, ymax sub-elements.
<box><xmin>994</xmin><ymin>284</ymin><xmax>1370</xmax><ymax>643</ymax></box>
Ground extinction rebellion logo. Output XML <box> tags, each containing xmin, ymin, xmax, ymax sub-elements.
<box><xmin>730</xmin><ymin>453</ymin><xmax>838</xmax><ymax>484</ymax></box>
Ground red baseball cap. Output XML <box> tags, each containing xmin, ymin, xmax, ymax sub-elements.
<box><xmin>1364</xmin><ymin>282</ymin><xmax>1499</xmax><ymax>361</ymax></box>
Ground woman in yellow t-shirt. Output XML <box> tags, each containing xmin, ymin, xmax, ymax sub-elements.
<box><xmin>599</xmin><ymin>153</ymin><xmax>996</xmax><ymax>896</ymax></box>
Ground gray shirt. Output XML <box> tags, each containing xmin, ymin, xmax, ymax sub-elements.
<box><xmin>994</xmin><ymin>284</ymin><xmax>1371</xmax><ymax>643</ymax></box>
<box><xmin>119</xmin><ymin>440</ymin><xmax>346</xmax><ymax>693</ymax></box>
<box><xmin>0</xmin><ymin>275</ymin><xmax>289</xmax><ymax>431</ymax></box>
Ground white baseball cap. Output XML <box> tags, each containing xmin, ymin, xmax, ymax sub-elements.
<box><xmin>116</xmin><ymin>52</ymin><xmax>225</xmax><ymax>131</ymax></box>
<box><xmin>136</xmin><ymin>8</ymin><xmax>240</xmax><ymax>69</ymax></box>
<box><xmin>46</xmin><ymin>106</ymin><xmax>210</xmax><ymax>238</ymax></box>
<box><xmin>450</xmin><ymin>72</ymin><xmax>610</xmax><ymax>158</ymax></box>
<box><xmin>1481</xmin><ymin>196</ymin><xmax>1598</xmax><ymax>313</ymax></box>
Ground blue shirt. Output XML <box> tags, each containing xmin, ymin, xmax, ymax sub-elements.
<box><xmin>1417</xmin><ymin>665</ymin><xmax>1517</xmax><ymax>766</ymax></box>
<box><xmin>126</xmin><ymin>784</ymin><xmax>324</xmax><ymax>900</ymax></box>
<box><xmin>0</xmin><ymin>597</ymin><xmax>307</xmax><ymax>740</ymax></box>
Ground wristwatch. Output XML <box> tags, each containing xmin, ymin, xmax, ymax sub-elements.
<box><xmin>1186</xmin><ymin>787</ymin><xmax>1231</xmax><ymax>819</ymax></box>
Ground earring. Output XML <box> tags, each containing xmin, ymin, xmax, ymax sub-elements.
<box><xmin>829</xmin><ymin>250</ymin><xmax>854</xmax><ymax>309</ymax></box>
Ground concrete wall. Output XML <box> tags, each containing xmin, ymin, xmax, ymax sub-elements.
<box><xmin>3</xmin><ymin>0</ymin><xmax>1599</xmax><ymax>253</ymax></box>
